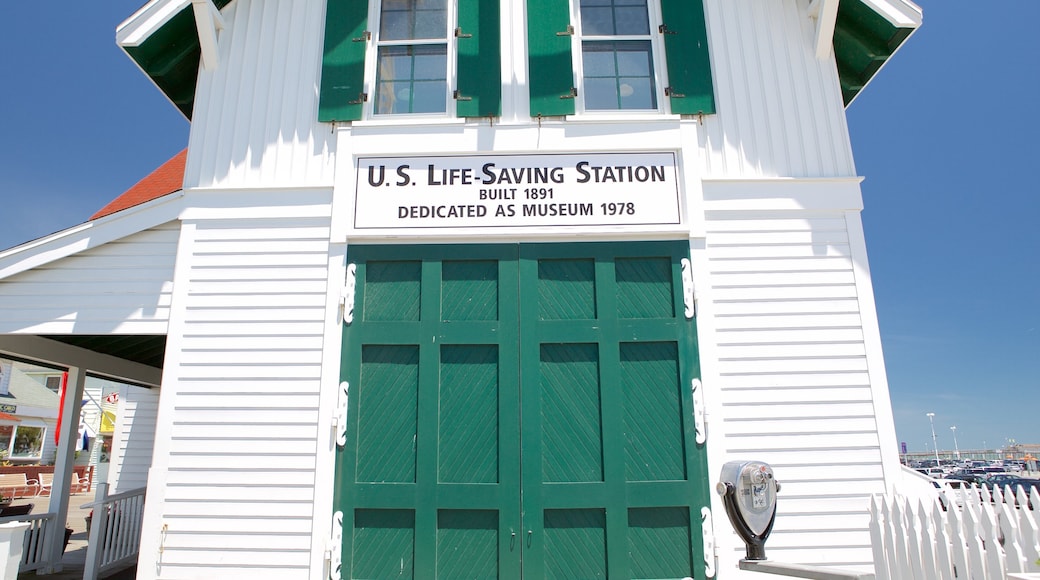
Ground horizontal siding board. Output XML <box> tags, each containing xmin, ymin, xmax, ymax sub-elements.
<box><xmin>147</xmin><ymin>565</ymin><xmax>307</xmax><ymax>578</ymax></box>
<box><xmin>718</xmin><ymin>342</ymin><xmax>866</xmax><ymax>358</ymax></box>
<box><xmin>716</xmin><ymin>357</ymin><xmax>868</xmax><ymax>374</ymax></box>
<box><xmin>706</xmin><ymin>218</ymin><xmax>849</xmax><ymax>232</ymax></box>
<box><xmin>165</xmin><ymin>470</ymin><xmax>317</xmax><ymax>486</ymax></box>
<box><xmin>172</xmin><ymin>424</ymin><xmax>318</xmax><ymax>440</ymax></box>
<box><xmin>161</xmin><ymin>532</ymin><xmax>311</xmax><ymax>551</ymax></box>
<box><xmin>167</xmin><ymin>454</ymin><xmax>316</xmax><ymax>470</ymax></box>
<box><xmin>177</xmin><ymin>350</ymin><xmax>324</xmax><ymax>365</ymax></box>
<box><xmin>188</xmin><ymin>280</ymin><xmax>328</xmax><ymax>294</ymax></box>
<box><xmin>163</xmin><ymin>484</ymin><xmax>315</xmax><ymax>501</ymax></box>
<box><xmin>175</xmin><ymin>364</ymin><xmax>323</xmax><ymax>380</ymax></box>
<box><xmin>181</xmin><ymin>336</ymin><xmax>326</xmax><ymax>350</ymax></box>
<box><xmin>175</xmin><ymin>378</ymin><xmax>321</xmax><ymax>393</ymax></box>
<box><xmin>716</xmin><ymin>328</ymin><xmax>865</xmax><ymax>344</ymax></box>
<box><xmin>774</xmin><ymin>465</ymin><xmax>884</xmax><ymax>481</ymax></box>
<box><xmin>723</xmin><ymin>417</ymin><xmax>879</xmax><ymax>435</ymax></box>
<box><xmin>726</xmin><ymin>433</ymin><xmax>881</xmax><ymax>450</ymax></box>
<box><xmin>161</xmin><ymin>499</ymin><xmax>315</xmax><ymax>517</ymax></box>
<box><xmin>708</xmin><ymin>230</ymin><xmax>850</xmax><ymax>245</ymax></box>
<box><xmin>719</xmin><ymin>387</ymin><xmax>873</xmax><ymax>403</ymax></box>
<box><xmin>711</xmin><ymin>313</ymin><xmax>864</xmax><ymax>328</ymax></box>
<box><xmin>709</xmin><ymin>257</ymin><xmax>854</xmax><ymax>273</ymax></box>
<box><xmin>162</xmin><ymin>517</ymin><xmax>314</xmax><ymax>534</ymax></box>
<box><xmin>192</xmin><ymin>239</ymin><xmax>331</xmax><ymax>254</ymax></box>
<box><xmin>173</xmin><ymin>393</ymin><xmax>320</xmax><ymax>408</ymax></box>
<box><xmin>722</xmin><ymin>402</ymin><xmax>877</xmax><ymax>418</ymax></box>
<box><xmin>708</xmin><ymin>244</ymin><xmax>851</xmax><ymax>259</ymax></box>
<box><xmin>713</xmin><ymin>285</ymin><xmax>859</xmax><ymax>301</ymax></box>
<box><xmin>711</xmin><ymin>271</ymin><xmax>856</xmax><ymax>286</ymax></box>
<box><xmin>181</xmin><ymin>295</ymin><xmax>327</xmax><ymax>308</ymax></box>
<box><xmin>190</xmin><ymin>253</ymin><xmax>331</xmax><ymax>267</ymax></box>
<box><xmin>718</xmin><ymin>372</ymin><xmax>870</xmax><ymax>388</ymax></box>
<box><xmin>180</xmin><ymin>321</ymin><xmax>326</xmax><ymax>335</ymax></box>
<box><xmin>154</xmin><ymin>548</ymin><xmax>310</xmax><ymax>567</ymax></box>
<box><xmin>189</xmin><ymin>266</ymin><xmax>332</xmax><ymax>280</ymax></box>
<box><xmin>0</xmin><ymin>280</ymin><xmax>174</xmax><ymax>296</ymax></box>
<box><xmin>184</xmin><ymin>307</ymin><xmax>326</xmax><ymax>322</ymax></box>
<box><xmin>0</xmin><ymin>307</ymin><xmax>173</xmax><ymax>322</ymax></box>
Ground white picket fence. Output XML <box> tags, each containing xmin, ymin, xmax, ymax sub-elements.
<box><xmin>870</xmin><ymin>484</ymin><xmax>1040</xmax><ymax>579</ymax></box>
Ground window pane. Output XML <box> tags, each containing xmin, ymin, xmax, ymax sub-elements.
<box><xmin>584</xmin><ymin>78</ymin><xmax>619</xmax><ymax>110</ymax></box>
<box><xmin>615</xmin><ymin>5</ymin><xmax>650</xmax><ymax>35</ymax></box>
<box><xmin>619</xmin><ymin>77</ymin><xmax>655</xmax><ymax>109</ymax></box>
<box><xmin>580</xmin><ymin>0</ymin><xmax>649</xmax><ymax>35</ymax></box>
<box><xmin>12</xmin><ymin>426</ymin><xmax>44</xmax><ymax>458</ymax></box>
<box><xmin>412</xmin><ymin>81</ymin><xmax>448</xmax><ymax>113</ymax></box>
<box><xmin>380</xmin><ymin>0</ymin><xmax>447</xmax><ymax>40</ymax></box>
<box><xmin>580</xmin><ymin>6</ymin><xmax>615</xmax><ymax>35</ymax></box>
<box><xmin>582</xmin><ymin>41</ymin><xmax>656</xmax><ymax>110</ymax></box>
<box><xmin>376</xmin><ymin>45</ymin><xmax>447</xmax><ymax>114</ymax></box>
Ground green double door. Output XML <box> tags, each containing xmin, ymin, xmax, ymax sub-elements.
<box><xmin>336</xmin><ymin>242</ymin><xmax>710</xmax><ymax>580</ymax></box>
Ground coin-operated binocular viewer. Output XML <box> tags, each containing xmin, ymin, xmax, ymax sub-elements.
<box><xmin>717</xmin><ymin>461</ymin><xmax>780</xmax><ymax>561</ymax></box>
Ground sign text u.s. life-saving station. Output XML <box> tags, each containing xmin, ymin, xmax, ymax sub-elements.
<box><xmin>353</xmin><ymin>152</ymin><xmax>681</xmax><ymax>230</ymax></box>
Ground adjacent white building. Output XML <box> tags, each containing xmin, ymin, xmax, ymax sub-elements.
<box><xmin>0</xmin><ymin>0</ymin><xmax>922</xmax><ymax>577</ymax></box>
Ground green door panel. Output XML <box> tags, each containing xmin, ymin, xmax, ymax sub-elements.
<box><xmin>338</xmin><ymin>241</ymin><xmax>708</xmax><ymax>579</ymax></box>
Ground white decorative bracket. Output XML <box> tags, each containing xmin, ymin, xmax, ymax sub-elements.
<box><xmin>807</xmin><ymin>0</ymin><xmax>840</xmax><ymax>60</ymax></box>
<box><xmin>341</xmin><ymin>264</ymin><xmax>357</xmax><ymax>324</ymax></box>
<box><xmin>692</xmin><ymin>379</ymin><xmax>706</xmax><ymax>445</ymax></box>
<box><xmin>701</xmin><ymin>507</ymin><xmax>717</xmax><ymax>578</ymax></box>
<box><xmin>190</xmin><ymin>0</ymin><xmax>226</xmax><ymax>70</ymax></box>
<box><xmin>681</xmin><ymin>258</ymin><xmax>695</xmax><ymax>319</ymax></box>
<box><xmin>334</xmin><ymin>382</ymin><xmax>349</xmax><ymax>448</ymax></box>
<box><xmin>328</xmin><ymin>510</ymin><xmax>344</xmax><ymax>580</ymax></box>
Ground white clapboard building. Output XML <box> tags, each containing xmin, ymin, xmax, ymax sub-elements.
<box><xmin>0</xmin><ymin>0</ymin><xmax>922</xmax><ymax>577</ymax></box>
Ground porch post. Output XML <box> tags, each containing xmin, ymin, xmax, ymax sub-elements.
<box><xmin>41</xmin><ymin>365</ymin><xmax>86</xmax><ymax>573</ymax></box>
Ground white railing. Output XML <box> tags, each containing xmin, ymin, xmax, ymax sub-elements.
<box><xmin>83</xmin><ymin>483</ymin><xmax>146</xmax><ymax>580</ymax></box>
<box><xmin>870</xmin><ymin>484</ymin><xmax>1040</xmax><ymax>580</ymax></box>
<box><xmin>0</xmin><ymin>512</ymin><xmax>61</xmax><ymax>573</ymax></box>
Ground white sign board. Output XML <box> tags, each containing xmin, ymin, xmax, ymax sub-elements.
<box><xmin>353</xmin><ymin>152</ymin><xmax>681</xmax><ymax>231</ymax></box>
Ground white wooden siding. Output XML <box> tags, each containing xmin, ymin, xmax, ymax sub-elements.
<box><xmin>186</xmin><ymin>0</ymin><xmax>334</xmax><ymax>190</ymax></box>
<box><xmin>700</xmin><ymin>180</ymin><xmax>891</xmax><ymax>571</ymax></box>
<box><xmin>0</xmin><ymin>224</ymin><xmax>178</xmax><ymax>335</ymax></box>
<box><xmin>109</xmin><ymin>384</ymin><xmax>159</xmax><ymax>493</ymax></box>
<box><xmin>700</xmin><ymin>0</ymin><xmax>856</xmax><ymax>178</ymax></box>
<box><xmin>142</xmin><ymin>215</ymin><xmax>332</xmax><ymax>579</ymax></box>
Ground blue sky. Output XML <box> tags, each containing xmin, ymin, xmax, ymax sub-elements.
<box><xmin>1</xmin><ymin>1</ymin><xmax>1036</xmax><ymax>454</ymax></box>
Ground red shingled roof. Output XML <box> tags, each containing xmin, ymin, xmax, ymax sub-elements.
<box><xmin>91</xmin><ymin>149</ymin><xmax>187</xmax><ymax>220</ymax></box>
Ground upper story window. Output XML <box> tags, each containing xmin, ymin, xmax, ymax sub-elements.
<box><xmin>373</xmin><ymin>0</ymin><xmax>450</xmax><ymax>115</ymax></box>
<box><xmin>527</xmin><ymin>0</ymin><xmax>715</xmax><ymax>118</ymax></box>
<box><xmin>576</xmin><ymin>0</ymin><xmax>658</xmax><ymax>111</ymax></box>
<box><xmin>319</xmin><ymin>0</ymin><xmax>501</xmax><ymax>122</ymax></box>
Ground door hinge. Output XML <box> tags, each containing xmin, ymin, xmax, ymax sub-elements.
<box><xmin>701</xmin><ymin>507</ymin><xmax>717</xmax><ymax>578</ymax></box>
<box><xmin>692</xmin><ymin>378</ymin><xmax>706</xmax><ymax>445</ymax></box>
<box><xmin>341</xmin><ymin>263</ymin><xmax>357</xmax><ymax>324</ymax></box>
<box><xmin>334</xmin><ymin>381</ymin><xmax>349</xmax><ymax>448</ymax></box>
<box><xmin>328</xmin><ymin>510</ymin><xmax>344</xmax><ymax>580</ymax></box>
<box><xmin>681</xmin><ymin>257</ymin><xmax>695</xmax><ymax>319</ymax></box>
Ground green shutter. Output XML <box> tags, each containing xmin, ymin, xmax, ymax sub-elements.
<box><xmin>659</xmin><ymin>0</ymin><xmax>716</xmax><ymax>115</ymax></box>
<box><xmin>456</xmin><ymin>0</ymin><xmax>502</xmax><ymax>117</ymax></box>
<box><xmin>318</xmin><ymin>0</ymin><xmax>369</xmax><ymax>122</ymax></box>
<box><xmin>526</xmin><ymin>0</ymin><xmax>576</xmax><ymax>117</ymax></box>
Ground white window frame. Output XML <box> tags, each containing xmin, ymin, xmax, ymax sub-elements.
<box><xmin>364</xmin><ymin>0</ymin><xmax>459</xmax><ymax>119</ymax></box>
<box><xmin>9</xmin><ymin>424</ymin><xmax>46</xmax><ymax>461</ymax></box>
<box><xmin>570</xmin><ymin>0</ymin><xmax>671</xmax><ymax>116</ymax></box>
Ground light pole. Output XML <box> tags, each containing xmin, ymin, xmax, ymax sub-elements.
<box><xmin>927</xmin><ymin>412</ymin><xmax>940</xmax><ymax>466</ymax></box>
<box><xmin>950</xmin><ymin>426</ymin><xmax>960</xmax><ymax>460</ymax></box>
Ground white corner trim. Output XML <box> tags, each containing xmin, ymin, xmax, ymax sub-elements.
<box><xmin>857</xmin><ymin>0</ymin><xmax>923</xmax><ymax>28</ymax></box>
<box><xmin>191</xmin><ymin>0</ymin><xmax>226</xmax><ymax>70</ymax></box>
<box><xmin>810</xmin><ymin>0</ymin><xmax>841</xmax><ymax>60</ymax></box>
<box><xmin>116</xmin><ymin>0</ymin><xmax>191</xmax><ymax>47</ymax></box>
